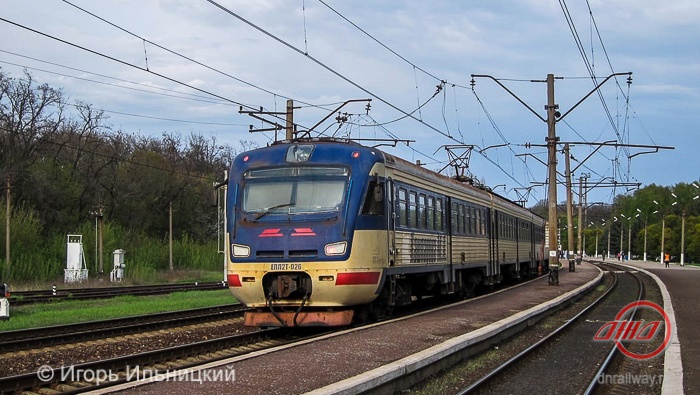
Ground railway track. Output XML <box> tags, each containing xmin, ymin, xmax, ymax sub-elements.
<box><xmin>454</xmin><ymin>261</ymin><xmax>661</xmax><ymax>394</ymax></box>
<box><xmin>0</xmin><ymin>327</ymin><xmax>303</xmax><ymax>395</ymax></box>
<box><xmin>1</xmin><ymin>275</ymin><xmax>521</xmax><ymax>394</ymax></box>
<box><xmin>0</xmin><ymin>303</ymin><xmax>247</xmax><ymax>353</ymax></box>
<box><xmin>7</xmin><ymin>281</ymin><xmax>228</xmax><ymax>306</ymax></box>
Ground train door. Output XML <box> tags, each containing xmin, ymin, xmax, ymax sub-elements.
<box><xmin>387</xmin><ymin>178</ymin><xmax>396</xmax><ymax>266</ymax></box>
<box><xmin>446</xmin><ymin>196</ymin><xmax>454</xmax><ymax>266</ymax></box>
<box><xmin>488</xmin><ymin>208</ymin><xmax>498</xmax><ymax>284</ymax></box>
<box><xmin>515</xmin><ymin>218</ymin><xmax>521</xmax><ymax>278</ymax></box>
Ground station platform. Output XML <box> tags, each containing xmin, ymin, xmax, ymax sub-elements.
<box><xmin>109</xmin><ymin>263</ymin><xmax>602</xmax><ymax>395</ymax></box>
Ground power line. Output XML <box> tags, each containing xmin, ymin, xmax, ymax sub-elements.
<box><xmin>0</xmin><ymin>58</ymin><xmax>237</xmax><ymax>108</ymax></box>
<box><xmin>316</xmin><ymin>0</ymin><xmax>443</xmax><ymax>83</ymax></box>
<box><xmin>0</xmin><ymin>49</ymin><xmax>232</xmax><ymax>105</ymax></box>
<box><xmin>0</xmin><ymin>63</ymin><xmax>247</xmax><ymax>127</ymax></box>
<box><xmin>204</xmin><ymin>0</ymin><xmax>455</xmax><ymax>141</ymax></box>
<box><xmin>0</xmin><ymin>16</ymin><xmax>252</xmax><ymax>110</ymax></box>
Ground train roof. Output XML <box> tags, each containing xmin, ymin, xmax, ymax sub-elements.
<box><xmin>263</xmin><ymin>137</ymin><xmax>542</xmax><ymax>220</ymax></box>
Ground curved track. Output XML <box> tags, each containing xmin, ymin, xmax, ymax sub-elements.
<box><xmin>456</xmin><ymin>261</ymin><xmax>648</xmax><ymax>394</ymax></box>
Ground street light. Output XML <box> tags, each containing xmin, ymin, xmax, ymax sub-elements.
<box><xmin>620</xmin><ymin>213</ymin><xmax>628</xmax><ymax>261</ymax></box>
<box><xmin>636</xmin><ymin>207</ymin><xmax>659</xmax><ymax>262</ymax></box>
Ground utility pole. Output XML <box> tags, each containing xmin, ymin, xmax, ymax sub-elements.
<box><xmin>545</xmin><ymin>73</ymin><xmax>560</xmax><ymax>284</ymax></box>
<box><xmin>576</xmin><ymin>175</ymin><xmax>587</xmax><ymax>263</ymax></box>
<box><xmin>564</xmin><ymin>144</ymin><xmax>574</xmax><ymax>272</ymax></box>
<box><xmin>472</xmin><ymin>71</ymin><xmax>644</xmax><ymax>284</ymax></box>
<box><xmin>5</xmin><ymin>175</ymin><xmax>10</xmax><ymax>273</ymax></box>
<box><xmin>98</xmin><ymin>206</ymin><xmax>104</xmax><ymax>277</ymax></box>
<box><xmin>169</xmin><ymin>201</ymin><xmax>173</xmax><ymax>272</ymax></box>
<box><xmin>286</xmin><ymin>99</ymin><xmax>294</xmax><ymax>140</ymax></box>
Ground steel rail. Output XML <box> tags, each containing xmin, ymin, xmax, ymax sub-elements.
<box><xmin>455</xmin><ymin>263</ymin><xmax>620</xmax><ymax>394</ymax></box>
<box><xmin>583</xmin><ymin>262</ymin><xmax>645</xmax><ymax>394</ymax></box>
<box><xmin>0</xmin><ymin>303</ymin><xmax>246</xmax><ymax>352</ymax></box>
<box><xmin>456</xmin><ymin>261</ymin><xmax>644</xmax><ymax>394</ymax></box>
<box><xmin>8</xmin><ymin>282</ymin><xmax>228</xmax><ymax>306</ymax></box>
<box><xmin>0</xmin><ymin>328</ymin><xmax>285</xmax><ymax>394</ymax></box>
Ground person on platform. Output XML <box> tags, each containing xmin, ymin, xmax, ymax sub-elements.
<box><xmin>664</xmin><ymin>253</ymin><xmax>670</xmax><ymax>268</ymax></box>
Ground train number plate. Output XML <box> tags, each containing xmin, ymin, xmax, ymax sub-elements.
<box><xmin>270</xmin><ymin>263</ymin><xmax>302</xmax><ymax>271</ymax></box>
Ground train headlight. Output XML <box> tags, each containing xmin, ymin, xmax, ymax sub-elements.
<box><xmin>324</xmin><ymin>241</ymin><xmax>347</xmax><ymax>256</ymax></box>
<box><xmin>232</xmin><ymin>244</ymin><xmax>250</xmax><ymax>258</ymax></box>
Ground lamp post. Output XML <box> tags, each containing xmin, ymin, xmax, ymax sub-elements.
<box><xmin>620</xmin><ymin>213</ymin><xmax>635</xmax><ymax>261</ymax></box>
<box><xmin>655</xmin><ymin>194</ymin><xmax>677</xmax><ymax>265</ymax></box>
<box><xmin>636</xmin><ymin>208</ymin><xmax>657</xmax><ymax>262</ymax></box>
<box><xmin>614</xmin><ymin>216</ymin><xmax>623</xmax><ymax>261</ymax></box>
<box><xmin>620</xmin><ymin>214</ymin><xmax>628</xmax><ymax>261</ymax></box>
<box><xmin>678</xmin><ymin>184</ymin><xmax>700</xmax><ymax>266</ymax></box>
<box><xmin>606</xmin><ymin>219</ymin><xmax>611</xmax><ymax>259</ymax></box>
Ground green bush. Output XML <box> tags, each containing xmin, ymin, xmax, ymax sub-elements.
<box><xmin>0</xmin><ymin>205</ymin><xmax>222</xmax><ymax>284</ymax></box>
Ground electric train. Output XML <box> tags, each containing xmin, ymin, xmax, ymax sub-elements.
<box><xmin>225</xmin><ymin>138</ymin><xmax>547</xmax><ymax>327</ymax></box>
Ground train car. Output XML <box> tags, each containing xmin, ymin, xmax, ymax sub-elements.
<box><xmin>225</xmin><ymin>138</ymin><xmax>547</xmax><ymax>327</ymax></box>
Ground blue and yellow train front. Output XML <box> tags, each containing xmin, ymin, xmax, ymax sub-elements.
<box><xmin>226</xmin><ymin>141</ymin><xmax>388</xmax><ymax>327</ymax></box>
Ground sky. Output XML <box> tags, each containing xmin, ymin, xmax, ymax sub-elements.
<box><xmin>1</xmin><ymin>0</ymin><xmax>698</xmax><ymax>207</ymax></box>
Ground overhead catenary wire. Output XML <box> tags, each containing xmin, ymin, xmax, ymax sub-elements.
<box><xmin>0</xmin><ymin>50</ymin><xmax>235</xmax><ymax>105</ymax></box>
<box><xmin>205</xmin><ymin>1</ymin><xmax>534</xmax><ymax>192</ymax></box>
<box><xmin>316</xmin><ymin>0</ymin><xmax>443</xmax><ymax>83</ymax></box>
<box><xmin>59</xmin><ymin>0</ymin><xmax>320</xmax><ymax>113</ymax></box>
<box><xmin>0</xmin><ymin>58</ymin><xmax>243</xmax><ymax>110</ymax></box>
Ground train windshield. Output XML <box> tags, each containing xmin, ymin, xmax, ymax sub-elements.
<box><xmin>242</xmin><ymin>166</ymin><xmax>349</xmax><ymax>217</ymax></box>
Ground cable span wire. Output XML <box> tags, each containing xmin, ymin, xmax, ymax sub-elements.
<box><xmin>204</xmin><ymin>0</ymin><xmax>455</xmax><ymax>142</ymax></box>
<box><xmin>0</xmin><ymin>49</ymin><xmax>234</xmax><ymax>104</ymax></box>
<box><xmin>316</xmin><ymin>0</ymin><xmax>443</xmax><ymax>83</ymax></box>
<box><xmin>60</xmin><ymin>0</ymin><xmax>316</xmax><ymax>111</ymax></box>
<box><xmin>0</xmin><ymin>58</ymin><xmax>237</xmax><ymax>107</ymax></box>
<box><xmin>0</xmin><ymin>16</ymin><xmax>250</xmax><ymax>109</ymax></box>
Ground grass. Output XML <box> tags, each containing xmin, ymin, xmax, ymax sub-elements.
<box><xmin>7</xmin><ymin>270</ymin><xmax>226</xmax><ymax>291</ymax></box>
<box><xmin>0</xmin><ymin>289</ymin><xmax>237</xmax><ymax>331</ymax></box>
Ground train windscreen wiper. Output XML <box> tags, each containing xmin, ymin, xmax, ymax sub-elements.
<box><xmin>254</xmin><ymin>202</ymin><xmax>295</xmax><ymax>220</ymax></box>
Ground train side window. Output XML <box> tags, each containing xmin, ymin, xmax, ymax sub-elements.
<box><xmin>419</xmin><ymin>194</ymin><xmax>427</xmax><ymax>229</ymax></box>
<box><xmin>464</xmin><ymin>205</ymin><xmax>472</xmax><ymax>235</ymax></box>
<box><xmin>451</xmin><ymin>202</ymin><xmax>457</xmax><ymax>233</ymax></box>
<box><xmin>427</xmin><ymin>196</ymin><xmax>435</xmax><ymax>231</ymax></box>
<box><xmin>409</xmin><ymin>191</ymin><xmax>417</xmax><ymax>228</ymax></box>
<box><xmin>398</xmin><ymin>188</ymin><xmax>407</xmax><ymax>227</ymax></box>
<box><xmin>362</xmin><ymin>181</ymin><xmax>385</xmax><ymax>215</ymax></box>
<box><xmin>436</xmin><ymin>198</ymin><xmax>443</xmax><ymax>231</ymax></box>
<box><xmin>477</xmin><ymin>209</ymin><xmax>483</xmax><ymax>235</ymax></box>
<box><xmin>457</xmin><ymin>204</ymin><xmax>464</xmax><ymax>234</ymax></box>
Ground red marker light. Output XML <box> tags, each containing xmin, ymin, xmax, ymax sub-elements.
<box><xmin>227</xmin><ymin>274</ymin><xmax>242</xmax><ymax>287</ymax></box>
<box><xmin>351</xmin><ymin>151</ymin><xmax>360</xmax><ymax>158</ymax></box>
<box><xmin>292</xmin><ymin>228</ymin><xmax>316</xmax><ymax>236</ymax></box>
<box><xmin>336</xmin><ymin>272</ymin><xmax>380</xmax><ymax>285</ymax></box>
<box><xmin>243</xmin><ymin>155</ymin><xmax>249</xmax><ymax>162</ymax></box>
<box><xmin>259</xmin><ymin>229</ymin><xmax>283</xmax><ymax>237</ymax></box>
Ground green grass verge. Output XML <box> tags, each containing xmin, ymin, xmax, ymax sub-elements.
<box><xmin>0</xmin><ymin>289</ymin><xmax>237</xmax><ymax>331</ymax></box>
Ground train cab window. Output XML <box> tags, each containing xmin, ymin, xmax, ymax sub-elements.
<box><xmin>427</xmin><ymin>196</ymin><xmax>435</xmax><ymax>231</ymax></box>
<box><xmin>362</xmin><ymin>181</ymin><xmax>385</xmax><ymax>216</ymax></box>
<box><xmin>409</xmin><ymin>191</ymin><xmax>417</xmax><ymax>228</ymax></box>
<box><xmin>398</xmin><ymin>188</ymin><xmax>407</xmax><ymax>227</ymax></box>
<box><xmin>436</xmin><ymin>198</ymin><xmax>443</xmax><ymax>231</ymax></box>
